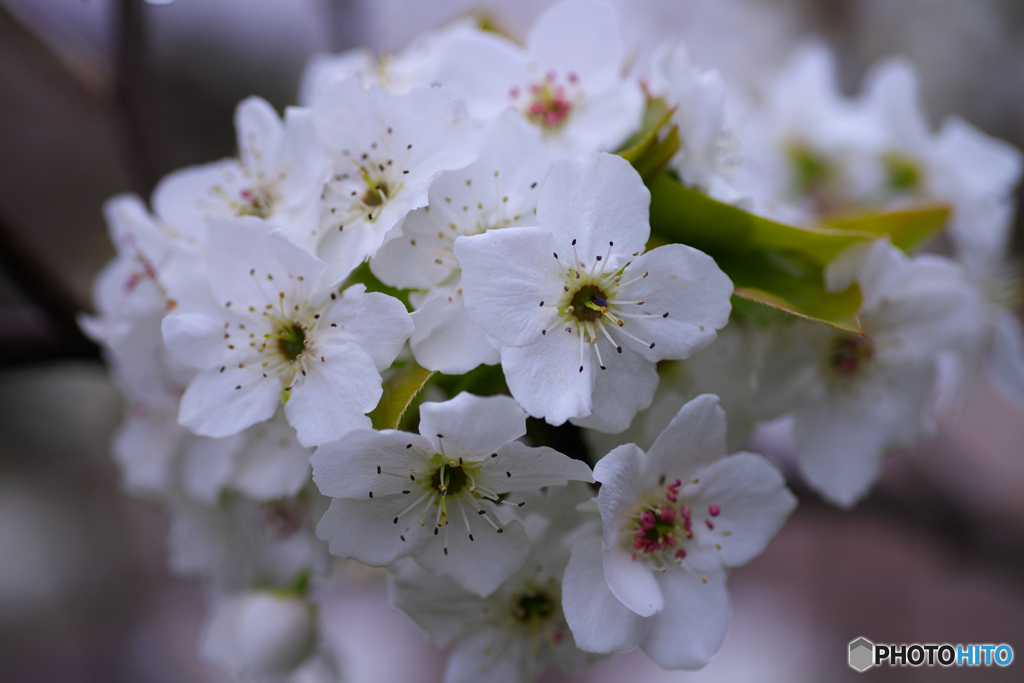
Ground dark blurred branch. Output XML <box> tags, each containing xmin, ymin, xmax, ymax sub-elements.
<box><xmin>114</xmin><ymin>0</ymin><xmax>171</xmax><ymax>195</ymax></box>
<box><xmin>0</xmin><ymin>208</ymin><xmax>101</xmax><ymax>366</ymax></box>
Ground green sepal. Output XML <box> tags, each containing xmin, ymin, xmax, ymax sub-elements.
<box><xmin>343</xmin><ymin>261</ymin><xmax>417</xmax><ymax>312</ymax></box>
<box><xmin>818</xmin><ymin>203</ymin><xmax>952</xmax><ymax>252</ymax></box>
<box><xmin>369</xmin><ymin>361</ymin><xmax>436</xmax><ymax>431</ymax></box>
<box><xmin>616</xmin><ymin>97</ymin><xmax>680</xmax><ymax>181</ymax></box>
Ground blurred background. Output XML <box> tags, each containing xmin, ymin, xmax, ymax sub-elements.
<box><xmin>1</xmin><ymin>0</ymin><xmax>1023</xmax><ymax>681</ymax></box>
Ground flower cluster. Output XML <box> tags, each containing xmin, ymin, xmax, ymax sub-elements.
<box><xmin>82</xmin><ymin>1</ymin><xmax>1022</xmax><ymax>681</ymax></box>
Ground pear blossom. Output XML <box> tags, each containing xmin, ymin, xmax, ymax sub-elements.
<box><xmin>309</xmin><ymin>80</ymin><xmax>481</xmax><ymax>283</ymax></box>
<box><xmin>456</xmin><ymin>153</ymin><xmax>733</xmax><ymax>432</ymax></box>
<box><xmin>370</xmin><ymin>112</ymin><xmax>553</xmax><ymax>373</ymax></box>
<box><xmin>311</xmin><ymin>392</ymin><xmax>593</xmax><ymax>596</ymax></box>
<box><xmin>644</xmin><ymin>41</ymin><xmax>739</xmax><ymax>202</ymax></box>
<box><xmin>390</xmin><ymin>483</ymin><xmax>602</xmax><ymax>683</ymax></box>
<box><xmin>153</xmin><ymin>97</ymin><xmax>329</xmax><ymax>250</ymax></box>
<box><xmin>754</xmin><ymin>240</ymin><xmax>979</xmax><ymax>507</ymax></box>
<box><xmin>162</xmin><ymin>216</ymin><xmax>413</xmax><ymax>447</ymax></box>
<box><xmin>561</xmin><ymin>394</ymin><xmax>796</xmax><ymax>669</ymax></box>
<box><xmin>299</xmin><ymin>20</ymin><xmax>479</xmax><ymax>103</ymax></box>
<box><xmin>432</xmin><ymin>0</ymin><xmax>644</xmax><ymax>159</ymax></box>
<box><xmin>858</xmin><ymin>59</ymin><xmax>1023</xmax><ymax>261</ymax></box>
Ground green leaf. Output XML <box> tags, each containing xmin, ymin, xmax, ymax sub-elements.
<box><xmin>369</xmin><ymin>361</ymin><xmax>436</xmax><ymax>430</ymax></box>
<box><xmin>343</xmin><ymin>261</ymin><xmax>416</xmax><ymax>312</ymax></box>
<box><xmin>432</xmin><ymin>363</ymin><xmax>508</xmax><ymax>399</ymax></box>
<box><xmin>647</xmin><ymin>173</ymin><xmax>876</xmax><ymax>267</ymax></box>
<box><xmin>819</xmin><ymin>203</ymin><xmax>951</xmax><ymax>252</ymax></box>
<box><xmin>616</xmin><ymin>97</ymin><xmax>680</xmax><ymax>180</ymax></box>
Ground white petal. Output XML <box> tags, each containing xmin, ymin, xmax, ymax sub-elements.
<box><xmin>111</xmin><ymin>411</ymin><xmax>183</xmax><ymax>494</ymax></box>
<box><xmin>527</xmin><ymin>0</ymin><xmax>624</xmax><ymax>92</ymax></box>
<box><xmin>284</xmin><ymin>339</ymin><xmax>380</xmax><ymax>447</ymax></box>
<box><xmin>443</xmin><ymin>628</ymin><xmax>522</xmax><ymax>683</ymax></box>
<box><xmin>321</xmin><ymin>284</ymin><xmax>414</xmax><ymax>372</ymax></box>
<box><xmin>645</xmin><ymin>394</ymin><xmax>728</xmax><ymax>488</ymax></box>
<box><xmin>178</xmin><ymin>366</ymin><xmax>280</xmax><ymax>438</ymax></box>
<box><xmin>232</xmin><ymin>417</ymin><xmax>313</xmax><ymax>501</ymax></box>
<box><xmin>235</xmin><ymin>97</ymin><xmax>284</xmax><ymax>180</ymax></box>
<box><xmin>501</xmin><ymin>334</ymin><xmax>594</xmax><ymax>425</ymax></box>
<box><xmin>390</xmin><ymin>562</ymin><xmax>486</xmax><ymax>647</ymax></box>
<box><xmin>553</xmin><ymin>80</ymin><xmax>645</xmax><ymax>156</ymax></box>
<box><xmin>433</xmin><ymin>31</ymin><xmax>530</xmax><ymax>121</ymax></box>
<box><xmin>315</xmin><ymin>496</ymin><xmax>430</xmax><ymax>566</ymax></box>
<box><xmin>752</xmin><ymin>321</ymin><xmax>830</xmax><ymax>419</ymax></box>
<box><xmin>688</xmin><ymin>452</ymin><xmax>797</xmax><ymax>568</ymax></box>
<box><xmin>536</xmin><ymin>154</ymin><xmax>649</xmax><ymax>267</ymax></box>
<box><xmin>570</xmin><ymin>344</ymin><xmax>658</xmax><ymax>434</ymax></box>
<box><xmin>473</xmin><ymin>441</ymin><xmax>594</xmax><ymax>493</ymax></box>
<box><xmin>640</xmin><ymin>557</ymin><xmax>730</xmax><ymax>670</ymax></box>
<box><xmin>414</xmin><ymin>512</ymin><xmax>529</xmax><ymax>597</ymax></box>
<box><xmin>455</xmin><ymin>226</ymin><xmax>563</xmax><ymax>347</ymax></box>
<box><xmin>562</xmin><ymin>536</ymin><xmax>650</xmax><ymax>654</ymax></box>
<box><xmin>794</xmin><ymin>361</ymin><xmax>937</xmax><ymax>508</ymax></box>
<box><xmin>593</xmin><ymin>444</ymin><xmax>664</xmax><ymax>616</ymax></box>
<box><xmin>151</xmin><ymin>160</ymin><xmax>241</xmax><ymax>242</ymax></box>
<box><xmin>617</xmin><ymin>244</ymin><xmax>733</xmax><ymax>362</ymax></box>
<box><xmin>410</xmin><ymin>288</ymin><xmax>501</xmax><ymax>374</ymax></box>
<box><xmin>183</xmin><ymin>433</ymin><xmax>245</xmax><ymax>503</ymax></box>
<box><xmin>310</xmin><ymin>429</ymin><xmax>433</xmax><ymax>498</ymax></box>
<box><xmin>418</xmin><ymin>392</ymin><xmax>527</xmax><ymax>458</ymax></box>
<box><xmin>162</xmin><ymin>312</ymin><xmax>230</xmax><ymax>370</ymax></box>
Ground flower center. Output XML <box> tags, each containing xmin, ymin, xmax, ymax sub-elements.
<box><xmin>277</xmin><ymin>323</ymin><xmax>307</xmax><ymax>361</ymax></box>
<box><xmin>430</xmin><ymin>460</ymin><xmax>469</xmax><ymax>496</ymax></box>
<box><xmin>568</xmin><ymin>284</ymin><xmax>608</xmax><ymax>323</ymax></box>
<box><xmin>511</xmin><ymin>587</ymin><xmax>557</xmax><ymax>635</ymax></box>
<box><xmin>786</xmin><ymin>141</ymin><xmax>835</xmax><ymax>200</ymax></box>
<box><xmin>512</xmin><ymin>72</ymin><xmax>578</xmax><ymax>132</ymax></box>
<box><xmin>237</xmin><ymin>186</ymin><xmax>276</xmax><ymax>219</ymax></box>
<box><xmin>361</xmin><ymin>176</ymin><xmax>390</xmax><ymax>208</ymax></box>
<box><xmin>826</xmin><ymin>333</ymin><xmax>875</xmax><ymax>377</ymax></box>
<box><xmin>882</xmin><ymin>151</ymin><xmax>923</xmax><ymax>193</ymax></box>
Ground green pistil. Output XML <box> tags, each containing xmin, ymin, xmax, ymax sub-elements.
<box><xmin>568</xmin><ymin>284</ymin><xmax>607</xmax><ymax>323</ymax></box>
<box><xmin>883</xmin><ymin>152</ymin><xmax>923</xmax><ymax>192</ymax></box>
<box><xmin>278</xmin><ymin>323</ymin><xmax>306</xmax><ymax>360</ymax></box>
<box><xmin>787</xmin><ymin>141</ymin><xmax>834</xmax><ymax>198</ymax></box>
<box><xmin>360</xmin><ymin>167</ymin><xmax>388</xmax><ymax>207</ymax></box>
<box><xmin>511</xmin><ymin>588</ymin><xmax>556</xmax><ymax>635</ymax></box>
<box><xmin>430</xmin><ymin>461</ymin><xmax>469</xmax><ymax>496</ymax></box>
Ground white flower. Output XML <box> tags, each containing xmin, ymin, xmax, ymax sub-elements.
<box><xmin>201</xmin><ymin>590</ymin><xmax>317</xmax><ymax>680</ymax></box>
<box><xmin>299</xmin><ymin>20</ymin><xmax>479</xmax><ymax>103</ymax></box>
<box><xmin>390</xmin><ymin>483</ymin><xmax>603</xmax><ymax>683</ymax></box>
<box><xmin>561</xmin><ymin>394</ymin><xmax>796</xmax><ymax>669</ymax></box>
<box><xmin>754</xmin><ymin>240</ymin><xmax>979</xmax><ymax>507</ymax></box>
<box><xmin>153</xmin><ymin>97</ymin><xmax>329</xmax><ymax>250</ymax></box>
<box><xmin>584</xmin><ymin>322</ymin><xmax>761</xmax><ymax>459</ymax></box>
<box><xmin>162</xmin><ymin>216</ymin><xmax>413</xmax><ymax>446</ymax></box>
<box><xmin>310</xmin><ymin>80</ymin><xmax>481</xmax><ymax>284</ymax></box>
<box><xmin>455</xmin><ymin>153</ymin><xmax>733</xmax><ymax>432</ymax></box>
<box><xmin>432</xmin><ymin>0</ymin><xmax>644</xmax><ymax>159</ymax></box>
<box><xmin>370</xmin><ymin>112</ymin><xmax>554</xmax><ymax>374</ymax></box>
<box><xmin>645</xmin><ymin>41</ymin><xmax>736</xmax><ymax>200</ymax></box>
<box><xmin>311</xmin><ymin>392</ymin><xmax>593</xmax><ymax>596</ymax></box>
<box><xmin>858</xmin><ymin>58</ymin><xmax>1023</xmax><ymax>261</ymax></box>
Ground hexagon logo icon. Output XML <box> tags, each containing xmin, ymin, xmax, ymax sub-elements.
<box><xmin>849</xmin><ymin>637</ymin><xmax>874</xmax><ymax>672</ymax></box>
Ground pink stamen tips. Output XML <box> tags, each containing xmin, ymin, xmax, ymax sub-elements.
<box><xmin>241</xmin><ymin>189</ymin><xmax>253</xmax><ymax>199</ymax></box>
<box><xmin>509</xmin><ymin>86</ymin><xmax>520</xmax><ymax>99</ymax></box>
<box><xmin>530</xmin><ymin>84</ymin><xmax>541</xmax><ymax>94</ymax></box>
<box><xmin>709</xmin><ymin>504</ymin><xmax>721</xmax><ymax>517</ymax></box>
<box><xmin>568</xmin><ymin>71</ymin><xmax>579</xmax><ymax>84</ymax></box>
<box><xmin>705</xmin><ymin>519</ymin><xmax>715</xmax><ymax>530</ymax></box>
<box><xmin>546</xmin><ymin>70</ymin><xmax>556</xmax><ymax>82</ymax></box>
<box><xmin>657</xmin><ymin>506</ymin><xmax>676</xmax><ymax>523</ymax></box>
<box><xmin>666</xmin><ymin>478</ymin><xmax>682</xmax><ymax>503</ymax></box>
<box><xmin>675</xmin><ymin>549</ymin><xmax>687</xmax><ymax>559</ymax></box>
<box><xmin>553</xmin><ymin>630</ymin><xmax>565</xmax><ymax>644</ymax></box>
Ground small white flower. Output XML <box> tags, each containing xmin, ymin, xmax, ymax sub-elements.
<box><xmin>153</xmin><ymin>97</ymin><xmax>329</xmax><ymax>249</ymax></box>
<box><xmin>390</xmin><ymin>483</ymin><xmax>603</xmax><ymax>683</ymax></box>
<box><xmin>311</xmin><ymin>392</ymin><xmax>593</xmax><ymax>596</ymax></box>
<box><xmin>310</xmin><ymin>80</ymin><xmax>481</xmax><ymax>283</ymax></box>
<box><xmin>432</xmin><ymin>0</ymin><xmax>644</xmax><ymax>159</ymax></box>
<box><xmin>370</xmin><ymin>112</ymin><xmax>554</xmax><ymax>373</ymax></box>
<box><xmin>754</xmin><ymin>240</ymin><xmax>979</xmax><ymax>507</ymax></box>
<box><xmin>162</xmin><ymin>216</ymin><xmax>413</xmax><ymax>446</ymax></box>
<box><xmin>561</xmin><ymin>395</ymin><xmax>796</xmax><ymax>669</ymax></box>
<box><xmin>456</xmin><ymin>153</ymin><xmax>733</xmax><ymax>431</ymax></box>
